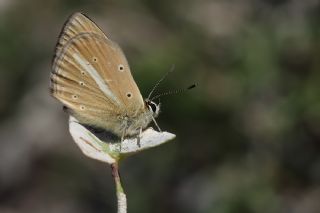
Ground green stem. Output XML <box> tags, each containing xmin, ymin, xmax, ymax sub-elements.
<box><xmin>111</xmin><ymin>163</ymin><xmax>127</xmax><ymax>213</ymax></box>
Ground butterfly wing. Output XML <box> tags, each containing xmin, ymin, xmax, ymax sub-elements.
<box><xmin>50</xmin><ymin>13</ymin><xmax>145</xmax><ymax>133</ymax></box>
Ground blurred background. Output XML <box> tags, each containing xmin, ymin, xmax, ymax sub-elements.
<box><xmin>0</xmin><ymin>0</ymin><xmax>320</xmax><ymax>212</ymax></box>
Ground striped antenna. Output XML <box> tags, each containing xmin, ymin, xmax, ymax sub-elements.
<box><xmin>147</xmin><ymin>65</ymin><xmax>175</xmax><ymax>100</ymax></box>
<box><xmin>150</xmin><ymin>84</ymin><xmax>197</xmax><ymax>101</ymax></box>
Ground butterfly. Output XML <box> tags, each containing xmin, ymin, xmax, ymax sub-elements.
<box><xmin>50</xmin><ymin>12</ymin><xmax>160</xmax><ymax>141</ymax></box>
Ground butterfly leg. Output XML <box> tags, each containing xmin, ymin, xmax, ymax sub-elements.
<box><xmin>136</xmin><ymin>127</ymin><xmax>142</xmax><ymax>148</ymax></box>
<box><xmin>121</xmin><ymin>129</ymin><xmax>125</xmax><ymax>142</ymax></box>
<box><xmin>152</xmin><ymin>116</ymin><xmax>162</xmax><ymax>132</ymax></box>
<box><xmin>120</xmin><ymin>127</ymin><xmax>127</xmax><ymax>152</ymax></box>
<box><xmin>119</xmin><ymin>118</ymin><xmax>129</xmax><ymax>152</ymax></box>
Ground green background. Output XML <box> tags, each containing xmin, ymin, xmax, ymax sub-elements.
<box><xmin>0</xmin><ymin>0</ymin><xmax>320</xmax><ymax>212</ymax></box>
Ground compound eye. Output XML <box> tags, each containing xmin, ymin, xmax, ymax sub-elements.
<box><xmin>147</xmin><ymin>101</ymin><xmax>157</xmax><ymax>113</ymax></box>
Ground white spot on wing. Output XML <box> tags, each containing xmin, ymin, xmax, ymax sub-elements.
<box><xmin>126</xmin><ymin>92</ymin><xmax>132</xmax><ymax>98</ymax></box>
<box><xmin>118</xmin><ymin>64</ymin><xmax>124</xmax><ymax>72</ymax></box>
<box><xmin>73</xmin><ymin>53</ymin><xmax>120</xmax><ymax>105</ymax></box>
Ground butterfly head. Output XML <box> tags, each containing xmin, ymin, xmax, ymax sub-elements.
<box><xmin>145</xmin><ymin>99</ymin><xmax>160</xmax><ymax>118</ymax></box>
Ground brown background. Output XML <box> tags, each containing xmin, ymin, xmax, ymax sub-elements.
<box><xmin>0</xmin><ymin>0</ymin><xmax>320</xmax><ymax>213</ymax></box>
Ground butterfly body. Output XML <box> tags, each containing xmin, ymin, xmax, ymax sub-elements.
<box><xmin>51</xmin><ymin>13</ymin><xmax>160</xmax><ymax>139</ymax></box>
<box><xmin>67</xmin><ymin>102</ymin><xmax>156</xmax><ymax>137</ymax></box>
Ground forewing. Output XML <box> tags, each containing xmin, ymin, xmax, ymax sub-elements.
<box><xmin>51</xmin><ymin>13</ymin><xmax>145</xmax><ymax>130</ymax></box>
<box><xmin>53</xmin><ymin>12</ymin><xmax>106</xmax><ymax>63</ymax></box>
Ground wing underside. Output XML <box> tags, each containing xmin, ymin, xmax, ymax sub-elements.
<box><xmin>50</xmin><ymin>13</ymin><xmax>145</xmax><ymax>131</ymax></box>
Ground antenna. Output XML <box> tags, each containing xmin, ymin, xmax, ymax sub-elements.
<box><xmin>147</xmin><ymin>64</ymin><xmax>175</xmax><ymax>100</ymax></box>
<box><xmin>150</xmin><ymin>84</ymin><xmax>197</xmax><ymax>101</ymax></box>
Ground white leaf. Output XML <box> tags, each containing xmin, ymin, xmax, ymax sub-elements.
<box><xmin>69</xmin><ymin>116</ymin><xmax>176</xmax><ymax>164</ymax></box>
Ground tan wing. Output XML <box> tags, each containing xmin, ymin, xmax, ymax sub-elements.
<box><xmin>50</xmin><ymin>12</ymin><xmax>145</xmax><ymax>130</ymax></box>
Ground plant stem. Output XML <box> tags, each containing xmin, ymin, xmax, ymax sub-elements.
<box><xmin>111</xmin><ymin>162</ymin><xmax>127</xmax><ymax>213</ymax></box>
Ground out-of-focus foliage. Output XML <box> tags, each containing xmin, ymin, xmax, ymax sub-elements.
<box><xmin>0</xmin><ymin>0</ymin><xmax>320</xmax><ymax>213</ymax></box>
